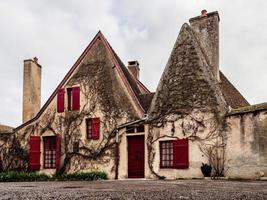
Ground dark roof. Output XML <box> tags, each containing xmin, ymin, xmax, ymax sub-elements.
<box><xmin>227</xmin><ymin>102</ymin><xmax>267</xmax><ymax>116</ymax></box>
<box><xmin>139</xmin><ymin>93</ymin><xmax>155</xmax><ymax>112</ymax></box>
<box><xmin>220</xmin><ymin>71</ymin><xmax>250</xmax><ymax>109</ymax></box>
<box><xmin>108</xmin><ymin>44</ymin><xmax>150</xmax><ymax>96</ymax></box>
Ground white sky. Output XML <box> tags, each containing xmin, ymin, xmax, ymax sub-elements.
<box><xmin>1</xmin><ymin>0</ymin><xmax>267</xmax><ymax>127</ymax></box>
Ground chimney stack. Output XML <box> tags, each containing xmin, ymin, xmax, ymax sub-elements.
<box><xmin>22</xmin><ymin>58</ymin><xmax>41</xmax><ymax>123</ymax></box>
<box><xmin>127</xmin><ymin>61</ymin><xmax>140</xmax><ymax>80</ymax></box>
<box><xmin>189</xmin><ymin>10</ymin><xmax>220</xmax><ymax>81</ymax></box>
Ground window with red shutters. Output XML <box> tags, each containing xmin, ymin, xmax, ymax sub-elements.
<box><xmin>57</xmin><ymin>89</ymin><xmax>65</xmax><ymax>113</ymax></box>
<box><xmin>159</xmin><ymin>139</ymin><xmax>189</xmax><ymax>169</ymax></box>
<box><xmin>43</xmin><ymin>135</ymin><xmax>61</xmax><ymax>169</ymax></box>
<box><xmin>43</xmin><ymin>136</ymin><xmax>56</xmax><ymax>169</ymax></box>
<box><xmin>66</xmin><ymin>86</ymin><xmax>80</xmax><ymax>111</ymax></box>
<box><xmin>160</xmin><ymin>141</ymin><xmax>173</xmax><ymax>168</ymax></box>
<box><xmin>29</xmin><ymin>136</ymin><xmax>41</xmax><ymax>170</ymax></box>
<box><xmin>86</xmin><ymin>118</ymin><xmax>100</xmax><ymax>140</ymax></box>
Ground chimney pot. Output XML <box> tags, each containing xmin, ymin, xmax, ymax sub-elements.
<box><xmin>33</xmin><ymin>57</ymin><xmax>38</xmax><ymax>63</ymax></box>
<box><xmin>201</xmin><ymin>9</ymin><xmax>207</xmax><ymax>16</ymax></box>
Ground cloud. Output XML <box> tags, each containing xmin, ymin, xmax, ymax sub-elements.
<box><xmin>1</xmin><ymin>0</ymin><xmax>267</xmax><ymax>126</ymax></box>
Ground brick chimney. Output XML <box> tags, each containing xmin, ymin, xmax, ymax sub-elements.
<box><xmin>127</xmin><ymin>61</ymin><xmax>140</xmax><ymax>80</ymax></box>
<box><xmin>22</xmin><ymin>57</ymin><xmax>41</xmax><ymax>123</ymax></box>
<box><xmin>189</xmin><ymin>10</ymin><xmax>220</xmax><ymax>81</ymax></box>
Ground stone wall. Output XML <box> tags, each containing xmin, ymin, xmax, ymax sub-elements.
<box><xmin>226</xmin><ymin>109</ymin><xmax>267</xmax><ymax>179</ymax></box>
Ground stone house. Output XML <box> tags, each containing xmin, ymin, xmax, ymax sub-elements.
<box><xmin>1</xmin><ymin>10</ymin><xmax>266</xmax><ymax>179</ymax></box>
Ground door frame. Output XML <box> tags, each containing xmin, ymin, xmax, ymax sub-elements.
<box><xmin>127</xmin><ymin>134</ymin><xmax>145</xmax><ymax>178</ymax></box>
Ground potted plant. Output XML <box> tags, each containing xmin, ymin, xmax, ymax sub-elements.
<box><xmin>201</xmin><ymin>163</ymin><xmax>212</xmax><ymax>177</ymax></box>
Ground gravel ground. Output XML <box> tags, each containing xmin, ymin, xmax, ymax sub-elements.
<box><xmin>0</xmin><ymin>179</ymin><xmax>266</xmax><ymax>200</ymax></box>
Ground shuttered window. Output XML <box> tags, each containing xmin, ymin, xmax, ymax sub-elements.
<box><xmin>160</xmin><ymin>141</ymin><xmax>173</xmax><ymax>168</ymax></box>
<box><xmin>160</xmin><ymin>139</ymin><xmax>189</xmax><ymax>169</ymax></box>
<box><xmin>57</xmin><ymin>89</ymin><xmax>65</xmax><ymax>113</ymax></box>
<box><xmin>67</xmin><ymin>86</ymin><xmax>80</xmax><ymax>111</ymax></box>
<box><xmin>86</xmin><ymin>118</ymin><xmax>100</xmax><ymax>140</ymax></box>
<box><xmin>43</xmin><ymin>135</ymin><xmax>61</xmax><ymax>169</ymax></box>
<box><xmin>29</xmin><ymin>136</ymin><xmax>41</xmax><ymax>170</ymax></box>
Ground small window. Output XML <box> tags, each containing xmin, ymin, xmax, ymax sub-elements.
<box><xmin>126</xmin><ymin>126</ymin><xmax>135</xmax><ymax>133</ymax></box>
<box><xmin>136</xmin><ymin>125</ymin><xmax>145</xmax><ymax>133</ymax></box>
<box><xmin>160</xmin><ymin>139</ymin><xmax>189</xmax><ymax>169</ymax></box>
<box><xmin>67</xmin><ymin>88</ymin><xmax>72</xmax><ymax>111</ymax></box>
<box><xmin>160</xmin><ymin>141</ymin><xmax>174</xmax><ymax>168</ymax></box>
<box><xmin>86</xmin><ymin>118</ymin><xmax>100</xmax><ymax>140</ymax></box>
<box><xmin>67</xmin><ymin>86</ymin><xmax>80</xmax><ymax>111</ymax></box>
<box><xmin>43</xmin><ymin>136</ymin><xmax>56</xmax><ymax>169</ymax></box>
<box><xmin>86</xmin><ymin>118</ymin><xmax>93</xmax><ymax>139</ymax></box>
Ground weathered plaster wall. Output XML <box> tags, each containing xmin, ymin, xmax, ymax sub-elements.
<box><xmin>12</xmin><ymin>38</ymin><xmax>142</xmax><ymax>178</ymax></box>
<box><xmin>145</xmin><ymin>112</ymin><xmax>221</xmax><ymax>179</ymax></box>
<box><xmin>226</xmin><ymin>111</ymin><xmax>267</xmax><ymax>179</ymax></box>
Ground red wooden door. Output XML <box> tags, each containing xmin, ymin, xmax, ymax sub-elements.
<box><xmin>127</xmin><ymin>135</ymin><xmax>145</xmax><ymax>178</ymax></box>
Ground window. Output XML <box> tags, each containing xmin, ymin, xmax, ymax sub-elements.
<box><xmin>43</xmin><ymin>136</ymin><xmax>56</xmax><ymax>169</ymax></box>
<box><xmin>67</xmin><ymin>88</ymin><xmax>72</xmax><ymax>111</ymax></box>
<box><xmin>126</xmin><ymin>126</ymin><xmax>135</xmax><ymax>133</ymax></box>
<box><xmin>160</xmin><ymin>139</ymin><xmax>189</xmax><ymax>169</ymax></box>
<box><xmin>86</xmin><ymin>118</ymin><xmax>100</xmax><ymax>140</ymax></box>
<box><xmin>126</xmin><ymin>124</ymin><xmax>145</xmax><ymax>133</ymax></box>
<box><xmin>43</xmin><ymin>135</ymin><xmax>61</xmax><ymax>169</ymax></box>
<box><xmin>160</xmin><ymin>141</ymin><xmax>174</xmax><ymax>168</ymax></box>
<box><xmin>67</xmin><ymin>86</ymin><xmax>80</xmax><ymax>111</ymax></box>
<box><xmin>136</xmin><ymin>125</ymin><xmax>145</xmax><ymax>133</ymax></box>
<box><xmin>86</xmin><ymin>118</ymin><xmax>93</xmax><ymax>139</ymax></box>
<box><xmin>57</xmin><ymin>86</ymin><xmax>80</xmax><ymax>113</ymax></box>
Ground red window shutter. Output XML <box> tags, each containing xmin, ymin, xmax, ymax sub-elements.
<box><xmin>55</xmin><ymin>134</ymin><xmax>61</xmax><ymax>169</ymax></box>
<box><xmin>72</xmin><ymin>87</ymin><xmax>80</xmax><ymax>111</ymax></box>
<box><xmin>92</xmin><ymin>118</ymin><xmax>100</xmax><ymax>140</ymax></box>
<box><xmin>57</xmin><ymin>89</ymin><xmax>65</xmax><ymax>113</ymax></box>
<box><xmin>29</xmin><ymin>136</ymin><xmax>41</xmax><ymax>170</ymax></box>
<box><xmin>173</xmin><ymin>139</ymin><xmax>189</xmax><ymax>169</ymax></box>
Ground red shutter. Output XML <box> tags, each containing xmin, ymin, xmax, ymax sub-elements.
<box><xmin>173</xmin><ymin>139</ymin><xmax>189</xmax><ymax>169</ymax></box>
<box><xmin>92</xmin><ymin>118</ymin><xmax>100</xmax><ymax>140</ymax></box>
<box><xmin>72</xmin><ymin>87</ymin><xmax>80</xmax><ymax>111</ymax></box>
<box><xmin>57</xmin><ymin>89</ymin><xmax>65</xmax><ymax>113</ymax></box>
<box><xmin>55</xmin><ymin>134</ymin><xmax>61</xmax><ymax>169</ymax></box>
<box><xmin>29</xmin><ymin>136</ymin><xmax>41</xmax><ymax>170</ymax></box>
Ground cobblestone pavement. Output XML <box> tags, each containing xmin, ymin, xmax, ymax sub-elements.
<box><xmin>0</xmin><ymin>179</ymin><xmax>266</xmax><ymax>200</ymax></box>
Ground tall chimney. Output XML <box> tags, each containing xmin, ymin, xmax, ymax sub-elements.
<box><xmin>127</xmin><ymin>61</ymin><xmax>140</xmax><ymax>80</ymax></box>
<box><xmin>189</xmin><ymin>10</ymin><xmax>220</xmax><ymax>81</ymax></box>
<box><xmin>22</xmin><ymin>57</ymin><xmax>41</xmax><ymax>123</ymax></box>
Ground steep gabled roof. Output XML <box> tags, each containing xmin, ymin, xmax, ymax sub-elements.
<box><xmin>15</xmin><ymin>31</ymin><xmax>147</xmax><ymax>131</ymax></box>
<box><xmin>148</xmin><ymin>23</ymin><xmax>227</xmax><ymax>120</ymax></box>
<box><xmin>220</xmin><ymin>71</ymin><xmax>250</xmax><ymax>109</ymax></box>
